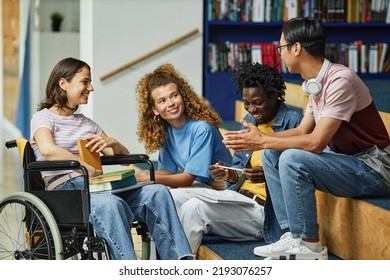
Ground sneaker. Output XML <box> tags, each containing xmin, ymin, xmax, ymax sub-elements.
<box><xmin>271</xmin><ymin>239</ymin><xmax>328</xmax><ymax>260</ymax></box>
<box><xmin>254</xmin><ymin>232</ymin><xmax>295</xmax><ymax>257</ymax></box>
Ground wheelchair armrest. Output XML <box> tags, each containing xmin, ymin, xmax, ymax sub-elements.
<box><xmin>27</xmin><ymin>160</ymin><xmax>81</xmax><ymax>171</ymax></box>
<box><xmin>26</xmin><ymin>160</ymin><xmax>90</xmax><ymax>192</ymax></box>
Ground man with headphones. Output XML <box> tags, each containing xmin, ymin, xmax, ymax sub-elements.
<box><xmin>223</xmin><ymin>17</ymin><xmax>390</xmax><ymax>260</ymax></box>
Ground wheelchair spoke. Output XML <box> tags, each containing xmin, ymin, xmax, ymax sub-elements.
<box><xmin>0</xmin><ymin>198</ymin><xmax>55</xmax><ymax>259</ymax></box>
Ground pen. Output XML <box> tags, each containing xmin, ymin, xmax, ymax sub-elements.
<box><xmin>217</xmin><ymin>165</ymin><xmax>243</xmax><ymax>172</ymax></box>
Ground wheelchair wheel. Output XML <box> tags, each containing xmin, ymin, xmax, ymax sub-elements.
<box><xmin>0</xmin><ymin>192</ymin><xmax>63</xmax><ymax>260</ymax></box>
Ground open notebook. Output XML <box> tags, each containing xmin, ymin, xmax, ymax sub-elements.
<box><xmin>185</xmin><ymin>188</ymin><xmax>256</xmax><ymax>206</ymax></box>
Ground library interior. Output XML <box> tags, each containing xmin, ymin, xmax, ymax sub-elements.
<box><xmin>1</xmin><ymin>0</ymin><xmax>390</xmax><ymax>261</ymax></box>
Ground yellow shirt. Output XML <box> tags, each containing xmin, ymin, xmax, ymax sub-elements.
<box><xmin>239</xmin><ymin>118</ymin><xmax>275</xmax><ymax>201</ymax></box>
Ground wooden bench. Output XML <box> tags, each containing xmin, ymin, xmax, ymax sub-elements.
<box><xmin>197</xmin><ymin>83</ymin><xmax>390</xmax><ymax>260</ymax></box>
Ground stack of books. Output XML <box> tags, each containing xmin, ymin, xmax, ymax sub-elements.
<box><xmin>77</xmin><ymin>139</ymin><xmax>148</xmax><ymax>193</ymax></box>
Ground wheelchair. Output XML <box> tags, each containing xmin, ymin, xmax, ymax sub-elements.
<box><xmin>0</xmin><ymin>138</ymin><xmax>155</xmax><ymax>260</ymax></box>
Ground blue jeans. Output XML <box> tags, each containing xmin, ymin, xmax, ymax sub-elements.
<box><xmin>262</xmin><ymin>148</ymin><xmax>390</xmax><ymax>240</ymax></box>
<box><xmin>46</xmin><ymin>176</ymin><xmax>193</xmax><ymax>260</ymax></box>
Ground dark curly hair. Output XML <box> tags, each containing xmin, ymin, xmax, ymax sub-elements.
<box><xmin>232</xmin><ymin>62</ymin><xmax>286</xmax><ymax>101</ymax></box>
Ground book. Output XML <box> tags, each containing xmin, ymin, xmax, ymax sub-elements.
<box><xmin>379</xmin><ymin>43</ymin><xmax>388</xmax><ymax>72</ymax></box>
<box><xmin>77</xmin><ymin>139</ymin><xmax>103</xmax><ymax>172</ymax></box>
<box><xmin>251</xmin><ymin>43</ymin><xmax>262</xmax><ymax>64</ymax></box>
<box><xmin>252</xmin><ymin>0</ymin><xmax>265</xmax><ymax>22</ymax></box>
<box><xmin>348</xmin><ymin>44</ymin><xmax>358</xmax><ymax>72</ymax></box>
<box><xmin>284</xmin><ymin>0</ymin><xmax>298</xmax><ymax>21</ymax></box>
<box><xmin>90</xmin><ymin>168</ymin><xmax>135</xmax><ymax>184</ymax></box>
<box><xmin>185</xmin><ymin>188</ymin><xmax>256</xmax><ymax>206</ymax></box>
<box><xmin>90</xmin><ymin>174</ymin><xmax>137</xmax><ymax>192</ymax></box>
<box><xmin>90</xmin><ymin>177</ymin><xmax>152</xmax><ymax>194</ymax></box>
<box><xmin>77</xmin><ymin>139</ymin><xmax>137</xmax><ymax>187</ymax></box>
<box><xmin>369</xmin><ymin>44</ymin><xmax>379</xmax><ymax>73</ymax></box>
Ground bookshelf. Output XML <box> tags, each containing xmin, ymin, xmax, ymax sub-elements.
<box><xmin>202</xmin><ymin>1</ymin><xmax>390</xmax><ymax>120</ymax></box>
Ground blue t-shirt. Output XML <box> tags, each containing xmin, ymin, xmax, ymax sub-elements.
<box><xmin>158</xmin><ymin>120</ymin><xmax>232</xmax><ymax>183</ymax></box>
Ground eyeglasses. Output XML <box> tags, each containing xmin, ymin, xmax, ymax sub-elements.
<box><xmin>275</xmin><ymin>43</ymin><xmax>294</xmax><ymax>56</ymax></box>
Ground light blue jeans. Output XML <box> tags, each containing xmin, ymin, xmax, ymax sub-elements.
<box><xmin>262</xmin><ymin>148</ymin><xmax>390</xmax><ymax>240</ymax></box>
<box><xmin>46</xmin><ymin>176</ymin><xmax>193</xmax><ymax>260</ymax></box>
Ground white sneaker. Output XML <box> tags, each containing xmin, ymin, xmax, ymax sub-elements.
<box><xmin>254</xmin><ymin>232</ymin><xmax>295</xmax><ymax>257</ymax></box>
<box><xmin>271</xmin><ymin>239</ymin><xmax>328</xmax><ymax>260</ymax></box>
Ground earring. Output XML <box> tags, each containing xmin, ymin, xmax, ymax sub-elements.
<box><xmin>154</xmin><ymin>115</ymin><xmax>160</xmax><ymax>122</ymax></box>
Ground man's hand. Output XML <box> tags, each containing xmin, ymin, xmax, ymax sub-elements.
<box><xmin>209</xmin><ymin>161</ymin><xmax>229</xmax><ymax>181</ymax></box>
<box><xmin>242</xmin><ymin>166</ymin><xmax>265</xmax><ymax>183</ymax></box>
<box><xmin>223</xmin><ymin>121</ymin><xmax>264</xmax><ymax>152</ymax></box>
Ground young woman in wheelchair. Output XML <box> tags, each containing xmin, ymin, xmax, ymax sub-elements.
<box><xmin>30</xmin><ymin>57</ymin><xmax>194</xmax><ymax>260</ymax></box>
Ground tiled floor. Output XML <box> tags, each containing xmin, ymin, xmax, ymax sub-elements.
<box><xmin>0</xmin><ymin>123</ymin><xmax>143</xmax><ymax>259</ymax></box>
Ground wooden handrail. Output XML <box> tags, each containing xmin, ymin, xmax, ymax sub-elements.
<box><xmin>100</xmin><ymin>28</ymin><xmax>199</xmax><ymax>81</ymax></box>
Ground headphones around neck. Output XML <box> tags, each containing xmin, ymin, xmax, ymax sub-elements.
<box><xmin>301</xmin><ymin>59</ymin><xmax>330</xmax><ymax>94</ymax></box>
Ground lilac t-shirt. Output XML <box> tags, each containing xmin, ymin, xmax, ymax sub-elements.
<box><xmin>30</xmin><ymin>108</ymin><xmax>103</xmax><ymax>178</ymax></box>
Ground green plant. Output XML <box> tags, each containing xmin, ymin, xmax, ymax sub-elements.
<box><xmin>50</xmin><ymin>12</ymin><xmax>64</xmax><ymax>23</ymax></box>
<box><xmin>51</xmin><ymin>12</ymin><xmax>64</xmax><ymax>32</ymax></box>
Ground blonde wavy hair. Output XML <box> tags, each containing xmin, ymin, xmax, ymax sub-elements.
<box><xmin>135</xmin><ymin>63</ymin><xmax>221</xmax><ymax>154</ymax></box>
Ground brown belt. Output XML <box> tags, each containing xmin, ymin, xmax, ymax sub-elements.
<box><xmin>240</xmin><ymin>190</ymin><xmax>265</xmax><ymax>206</ymax></box>
<box><xmin>46</xmin><ymin>172</ymin><xmax>83</xmax><ymax>190</ymax></box>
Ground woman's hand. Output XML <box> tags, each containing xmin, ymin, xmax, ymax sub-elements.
<box><xmin>89</xmin><ymin>168</ymin><xmax>103</xmax><ymax>178</ymax></box>
<box><xmin>84</xmin><ymin>134</ymin><xmax>115</xmax><ymax>153</ymax></box>
<box><xmin>135</xmin><ymin>169</ymin><xmax>150</xmax><ymax>182</ymax></box>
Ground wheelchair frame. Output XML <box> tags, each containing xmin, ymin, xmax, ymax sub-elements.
<box><xmin>0</xmin><ymin>139</ymin><xmax>155</xmax><ymax>260</ymax></box>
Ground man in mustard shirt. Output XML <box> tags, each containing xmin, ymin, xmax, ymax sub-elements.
<box><xmin>170</xmin><ymin>63</ymin><xmax>302</xmax><ymax>255</ymax></box>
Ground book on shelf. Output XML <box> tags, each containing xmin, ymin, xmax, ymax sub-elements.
<box><xmin>252</xmin><ymin>0</ymin><xmax>265</xmax><ymax>22</ymax></box>
<box><xmin>387</xmin><ymin>0</ymin><xmax>390</xmax><ymax>23</ymax></box>
<box><xmin>348</xmin><ymin>44</ymin><xmax>358</xmax><ymax>72</ymax></box>
<box><xmin>208</xmin><ymin>43</ymin><xmax>218</xmax><ymax>73</ymax></box>
<box><xmin>251</xmin><ymin>43</ymin><xmax>262</xmax><ymax>64</ymax></box>
<box><xmin>207</xmin><ymin>0</ymin><xmax>389</xmax><ymax>23</ymax></box>
<box><xmin>284</xmin><ymin>0</ymin><xmax>298</xmax><ymax>21</ymax></box>
<box><xmin>185</xmin><ymin>188</ymin><xmax>256</xmax><ymax>206</ymax></box>
<box><xmin>369</xmin><ymin>44</ymin><xmax>379</xmax><ymax>73</ymax></box>
<box><xmin>360</xmin><ymin>43</ymin><xmax>367</xmax><ymax>73</ymax></box>
<box><xmin>77</xmin><ymin>139</ymin><xmax>103</xmax><ymax>172</ymax></box>
<box><xmin>90</xmin><ymin>168</ymin><xmax>135</xmax><ymax>184</ymax></box>
<box><xmin>378</xmin><ymin>43</ymin><xmax>388</xmax><ymax>72</ymax></box>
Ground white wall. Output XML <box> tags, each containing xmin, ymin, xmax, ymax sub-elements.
<box><xmin>30</xmin><ymin>0</ymin><xmax>80</xmax><ymax>118</ymax></box>
<box><xmin>81</xmin><ymin>0</ymin><xmax>203</xmax><ymax>160</ymax></box>
<box><xmin>4</xmin><ymin>0</ymin><xmax>202</xmax><ymax>160</ymax></box>
<box><xmin>38</xmin><ymin>0</ymin><xmax>80</xmax><ymax>32</ymax></box>
<box><xmin>0</xmin><ymin>0</ymin><xmax>3</xmax><ymax>119</ymax></box>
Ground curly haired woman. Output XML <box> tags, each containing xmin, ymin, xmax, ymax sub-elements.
<box><xmin>135</xmin><ymin>63</ymin><xmax>232</xmax><ymax>188</ymax></box>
